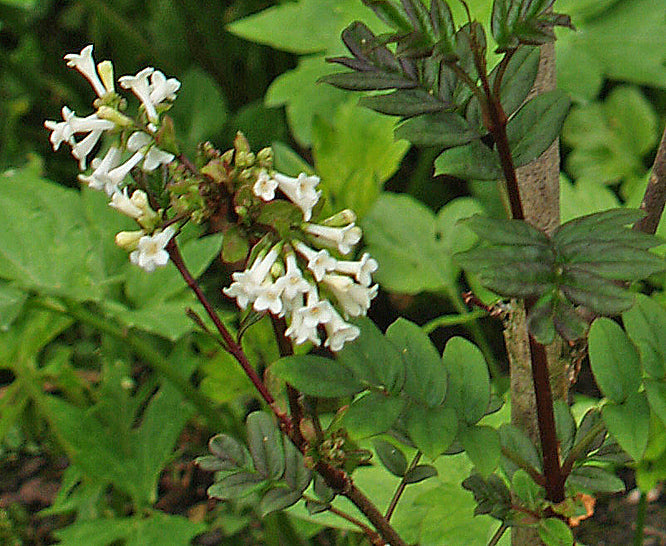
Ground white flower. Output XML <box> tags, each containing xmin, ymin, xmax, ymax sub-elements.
<box><xmin>44</xmin><ymin>107</ymin><xmax>114</xmax><ymax>165</ymax></box>
<box><xmin>253</xmin><ymin>170</ymin><xmax>278</xmax><ymax>201</ymax></box>
<box><xmin>44</xmin><ymin>116</ymin><xmax>74</xmax><ymax>151</ymax></box>
<box><xmin>274</xmin><ymin>253</ymin><xmax>310</xmax><ymax>300</ymax></box>
<box><xmin>253</xmin><ymin>281</ymin><xmax>284</xmax><ymax>315</ymax></box>
<box><xmin>64</xmin><ymin>45</ymin><xmax>108</xmax><ymax>98</ymax></box>
<box><xmin>274</xmin><ymin>172</ymin><xmax>321</xmax><ymax>221</ymax></box>
<box><xmin>119</xmin><ymin>67</ymin><xmax>158</xmax><ymax>123</ymax></box>
<box><xmin>293</xmin><ymin>240</ymin><xmax>337</xmax><ymax>281</ymax></box>
<box><xmin>223</xmin><ymin>247</ymin><xmax>280</xmax><ymax>309</ymax></box>
<box><xmin>324</xmin><ymin>303</ymin><xmax>360</xmax><ymax>352</ymax></box>
<box><xmin>94</xmin><ymin>151</ymin><xmax>145</xmax><ymax>195</ymax></box>
<box><xmin>72</xmin><ymin>129</ymin><xmax>106</xmax><ymax>170</ymax></box>
<box><xmin>149</xmin><ymin>70</ymin><xmax>181</xmax><ymax>104</ymax></box>
<box><xmin>109</xmin><ymin>188</ymin><xmax>143</xmax><ymax>219</ymax></box>
<box><xmin>303</xmin><ymin>222</ymin><xmax>362</xmax><ymax>255</ymax></box>
<box><xmin>285</xmin><ymin>306</ymin><xmax>320</xmax><ymax>346</ymax></box>
<box><xmin>322</xmin><ymin>274</ymin><xmax>378</xmax><ymax>319</ymax></box>
<box><xmin>129</xmin><ymin>225</ymin><xmax>176</xmax><ymax>272</ymax></box>
<box><xmin>284</xmin><ymin>289</ymin><xmax>331</xmax><ymax>346</ymax></box>
<box><xmin>334</xmin><ymin>253</ymin><xmax>378</xmax><ymax>286</ymax></box>
<box><xmin>66</xmin><ymin>109</ymin><xmax>115</xmax><ymax>134</ymax></box>
<box><xmin>127</xmin><ymin>131</ymin><xmax>174</xmax><ymax>171</ymax></box>
<box><xmin>78</xmin><ymin>146</ymin><xmax>122</xmax><ymax>193</ymax></box>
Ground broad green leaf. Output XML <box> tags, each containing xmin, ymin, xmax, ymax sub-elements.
<box><xmin>553</xmin><ymin>400</ymin><xmax>576</xmax><ymax>460</ymax></box>
<box><xmin>623</xmin><ymin>294</ymin><xmax>666</xmax><ymax>379</ymax></box>
<box><xmin>442</xmin><ymin>337</ymin><xmax>490</xmax><ymax>425</ymax></box>
<box><xmin>260</xmin><ymin>488</ymin><xmax>303</xmax><ymax>517</ymax></box>
<box><xmin>406</xmin><ymin>404</ymin><xmax>458</xmax><ymax>459</ymax></box>
<box><xmin>247</xmin><ymin>411</ymin><xmax>285</xmax><ymax>480</ymax></box>
<box><xmin>538</xmin><ymin>517</ymin><xmax>574</xmax><ymax>546</ymax></box>
<box><xmin>460</xmin><ymin>425</ymin><xmax>500</xmax><ymax>477</ymax></box>
<box><xmin>373</xmin><ymin>439</ymin><xmax>408</xmax><ymax>477</ymax></box>
<box><xmin>559</xmin><ymin>176</ymin><xmax>620</xmax><ymax>223</ymax></box>
<box><xmin>283</xmin><ymin>436</ymin><xmax>312</xmax><ymax>493</ymax></box>
<box><xmin>395</xmin><ymin>111</ymin><xmax>480</xmax><ymax>148</ymax></box>
<box><xmin>199</xmin><ymin>434</ymin><xmax>250</xmax><ymax>471</ymax></box>
<box><xmin>602</xmin><ymin>392</ymin><xmax>650</xmax><ymax>462</ymax></box>
<box><xmin>342</xmin><ymin>392</ymin><xmax>405</xmax><ymax>438</ymax></box>
<box><xmin>359</xmin><ymin>89</ymin><xmax>449</xmax><ymax>117</ymax></box>
<box><xmin>589</xmin><ymin>318</ymin><xmax>641</xmax><ymax>403</ymax></box>
<box><xmin>635</xmin><ymin>417</ymin><xmax>666</xmax><ymax>491</ymax></box>
<box><xmin>572</xmin><ymin>408</ymin><xmax>606</xmax><ymax>460</ymax></box>
<box><xmin>207</xmin><ymin>471</ymin><xmax>266</xmax><ymax>499</ymax></box>
<box><xmin>336</xmin><ymin>317</ymin><xmax>405</xmax><ymax>393</ymax></box>
<box><xmin>434</xmin><ymin>140</ymin><xmax>502</xmax><ymax>181</ymax></box>
<box><xmin>507</xmin><ymin>89</ymin><xmax>571</xmax><ymax>168</ymax></box>
<box><xmin>403</xmin><ymin>464</ymin><xmax>438</xmax><ymax>484</ymax></box>
<box><xmin>495</xmin><ymin>46</ymin><xmax>540</xmax><ymax>117</ymax></box>
<box><xmin>499</xmin><ymin>424</ymin><xmax>542</xmax><ymax>477</ymax></box>
<box><xmin>312</xmin><ymin>99</ymin><xmax>409</xmax><ymax>217</ymax></box>
<box><xmin>363</xmin><ymin>193</ymin><xmax>482</xmax><ymax>294</ymax></box>
<box><xmin>512</xmin><ymin>470</ymin><xmax>543</xmax><ymax>510</ymax></box>
<box><xmin>645</xmin><ymin>379</ymin><xmax>666</xmax><ymax>427</ymax></box>
<box><xmin>461</xmin><ymin>472</ymin><xmax>512</xmax><ymax>521</ymax></box>
<box><xmin>565</xmin><ymin>465</ymin><xmax>625</xmax><ymax>494</ymax></box>
<box><xmin>270</xmin><ymin>355</ymin><xmax>364</xmax><ymax>398</ymax></box>
<box><xmin>0</xmin><ymin>281</ymin><xmax>26</xmax><ymax>331</ymax></box>
<box><xmin>386</xmin><ymin>318</ymin><xmax>446</xmax><ymax>407</ymax></box>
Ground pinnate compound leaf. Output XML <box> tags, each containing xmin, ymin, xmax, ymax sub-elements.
<box><xmin>386</xmin><ymin>318</ymin><xmax>446</xmax><ymax>407</ymax></box>
<box><xmin>461</xmin><ymin>473</ymin><xmax>512</xmax><ymax>521</ymax></box>
<box><xmin>373</xmin><ymin>439</ymin><xmax>408</xmax><ymax>477</ymax></box>
<box><xmin>197</xmin><ymin>434</ymin><xmax>249</xmax><ymax>471</ymax></box>
<box><xmin>406</xmin><ymin>404</ymin><xmax>458</xmax><ymax>459</ymax></box>
<box><xmin>507</xmin><ymin>89</ymin><xmax>571</xmax><ymax>167</ymax></box>
<box><xmin>342</xmin><ymin>392</ymin><xmax>405</xmax><ymax>438</ymax></box>
<box><xmin>602</xmin><ymin>392</ymin><xmax>650</xmax><ymax>462</ymax></box>
<box><xmin>565</xmin><ymin>465</ymin><xmax>625</xmax><ymax>495</ymax></box>
<box><xmin>538</xmin><ymin>517</ymin><xmax>574</xmax><ymax>546</ymax></box>
<box><xmin>207</xmin><ymin>471</ymin><xmax>266</xmax><ymax>500</ymax></box>
<box><xmin>359</xmin><ymin>88</ymin><xmax>449</xmax><ymax>117</ymax></box>
<box><xmin>589</xmin><ymin>318</ymin><xmax>641</xmax><ymax>403</ymax></box>
<box><xmin>269</xmin><ymin>355</ymin><xmax>364</xmax><ymax>398</ymax></box>
<box><xmin>623</xmin><ymin>294</ymin><xmax>666</xmax><ymax>379</ymax></box>
<box><xmin>259</xmin><ymin>488</ymin><xmax>303</xmax><ymax>517</ymax></box>
<box><xmin>283</xmin><ymin>437</ymin><xmax>312</xmax><ymax>493</ymax></box>
<box><xmin>247</xmin><ymin>412</ymin><xmax>285</xmax><ymax>480</ymax></box>
<box><xmin>403</xmin><ymin>464</ymin><xmax>438</xmax><ymax>484</ymax></box>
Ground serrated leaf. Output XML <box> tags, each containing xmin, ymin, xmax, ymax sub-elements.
<box><xmin>460</xmin><ymin>425</ymin><xmax>500</xmax><ymax>477</ymax></box>
<box><xmin>495</xmin><ymin>45</ymin><xmax>540</xmax><ymax>117</ymax></box>
<box><xmin>342</xmin><ymin>392</ymin><xmax>405</xmax><ymax>438</ymax></box>
<box><xmin>321</xmin><ymin>71</ymin><xmax>416</xmax><ymax>91</ymax></box>
<box><xmin>386</xmin><ymin>318</ymin><xmax>446</xmax><ymax>407</ymax></box>
<box><xmin>602</xmin><ymin>392</ymin><xmax>650</xmax><ymax>462</ymax></box>
<box><xmin>207</xmin><ymin>471</ymin><xmax>266</xmax><ymax>500</ymax></box>
<box><xmin>373</xmin><ymin>439</ymin><xmax>408</xmax><ymax>477</ymax></box>
<box><xmin>553</xmin><ymin>208</ymin><xmax>647</xmax><ymax>246</ymax></box>
<box><xmin>406</xmin><ymin>404</ymin><xmax>458</xmax><ymax>459</ymax></box>
<box><xmin>459</xmin><ymin>214</ymin><xmax>550</xmax><ymax>246</ymax></box>
<box><xmin>359</xmin><ymin>88</ymin><xmax>449</xmax><ymax>117</ymax></box>
<box><xmin>259</xmin><ymin>487</ymin><xmax>303</xmax><ymax>517</ymax></box>
<box><xmin>247</xmin><ymin>412</ymin><xmax>285</xmax><ymax>480</ymax></box>
<box><xmin>403</xmin><ymin>464</ymin><xmax>438</xmax><ymax>484</ymax></box>
<box><xmin>499</xmin><ymin>424</ymin><xmax>542</xmax><ymax>478</ymax></box>
<box><xmin>507</xmin><ymin>89</ymin><xmax>571</xmax><ymax>167</ymax></box>
<box><xmin>565</xmin><ymin>465</ymin><xmax>625</xmax><ymax>494</ymax></box>
<box><xmin>395</xmin><ymin>111</ymin><xmax>480</xmax><ymax>147</ymax></box>
<box><xmin>589</xmin><ymin>318</ymin><xmax>641</xmax><ymax>403</ymax></box>
<box><xmin>269</xmin><ymin>355</ymin><xmax>364</xmax><ymax>398</ymax></box>
<box><xmin>560</xmin><ymin>269</ymin><xmax>635</xmax><ymax>315</ymax></box>
<box><xmin>434</xmin><ymin>140</ymin><xmax>502</xmax><ymax>181</ymax></box>
<box><xmin>623</xmin><ymin>294</ymin><xmax>666</xmax><ymax>379</ymax></box>
<box><xmin>538</xmin><ymin>517</ymin><xmax>574</xmax><ymax>546</ymax></box>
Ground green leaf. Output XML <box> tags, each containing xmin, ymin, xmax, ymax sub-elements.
<box><xmin>406</xmin><ymin>404</ymin><xmax>458</xmax><ymax>459</ymax></box>
<box><xmin>222</xmin><ymin>225</ymin><xmax>250</xmax><ymax>263</ymax></box>
<box><xmin>461</xmin><ymin>472</ymin><xmax>512</xmax><ymax>521</ymax></box>
<box><xmin>442</xmin><ymin>337</ymin><xmax>490</xmax><ymax>425</ymax></box>
<box><xmin>283</xmin><ymin>437</ymin><xmax>312</xmax><ymax>493</ymax></box>
<box><xmin>507</xmin><ymin>89</ymin><xmax>571</xmax><ymax>167</ymax></box>
<box><xmin>623</xmin><ymin>294</ymin><xmax>666</xmax><ymax>379</ymax></box>
<box><xmin>553</xmin><ymin>400</ymin><xmax>576</xmax><ymax>460</ymax></box>
<box><xmin>403</xmin><ymin>464</ymin><xmax>438</xmax><ymax>484</ymax></box>
<box><xmin>495</xmin><ymin>45</ymin><xmax>540</xmax><ymax>117</ymax></box>
<box><xmin>602</xmin><ymin>392</ymin><xmax>650</xmax><ymax>462</ymax></box>
<box><xmin>0</xmin><ymin>282</ymin><xmax>26</xmax><ymax>331</ymax></box>
<box><xmin>538</xmin><ymin>517</ymin><xmax>574</xmax><ymax>546</ymax></box>
<box><xmin>312</xmin><ymin>98</ymin><xmax>409</xmax><ymax>217</ymax></box>
<box><xmin>270</xmin><ymin>355</ymin><xmax>364</xmax><ymax>398</ymax></box>
<box><xmin>363</xmin><ymin>193</ymin><xmax>482</xmax><ymax>294</ymax></box>
<box><xmin>199</xmin><ymin>434</ymin><xmax>249</xmax><ymax>471</ymax></box>
<box><xmin>645</xmin><ymin>379</ymin><xmax>666</xmax><ymax>427</ymax></box>
<box><xmin>395</xmin><ymin>111</ymin><xmax>480</xmax><ymax>148</ymax></box>
<box><xmin>565</xmin><ymin>465</ymin><xmax>625</xmax><ymax>494</ymax></box>
<box><xmin>373</xmin><ymin>439</ymin><xmax>408</xmax><ymax>477</ymax></box>
<box><xmin>512</xmin><ymin>470</ymin><xmax>543</xmax><ymax>510</ymax></box>
<box><xmin>259</xmin><ymin>488</ymin><xmax>303</xmax><ymax>517</ymax></box>
<box><xmin>343</xmin><ymin>392</ymin><xmax>405</xmax><ymax>438</ymax></box>
<box><xmin>434</xmin><ymin>140</ymin><xmax>502</xmax><ymax>181</ymax></box>
<box><xmin>247</xmin><ymin>412</ymin><xmax>285</xmax><ymax>480</ymax></box>
<box><xmin>460</xmin><ymin>425</ymin><xmax>500</xmax><ymax>477</ymax></box>
<box><xmin>459</xmin><ymin>214</ymin><xmax>550</xmax><ymax>246</ymax></box>
<box><xmin>208</xmin><ymin>471</ymin><xmax>267</xmax><ymax>500</ymax></box>
<box><xmin>589</xmin><ymin>318</ymin><xmax>641</xmax><ymax>403</ymax></box>
<box><xmin>499</xmin><ymin>424</ymin><xmax>542</xmax><ymax>477</ymax></box>
<box><xmin>336</xmin><ymin>317</ymin><xmax>405</xmax><ymax>393</ymax></box>
<box><xmin>359</xmin><ymin>89</ymin><xmax>449</xmax><ymax>117</ymax></box>
<box><xmin>572</xmin><ymin>408</ymin><xmax>606</xmax><ymax>460</ymax></box>
<box><xmin>386</xmin><ymin>318</ymin><xmax>446</xmax><ymax>407</ymax></box>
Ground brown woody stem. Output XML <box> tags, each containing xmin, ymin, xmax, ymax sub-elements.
<box><xmin>634</xmin><ymin>124</ymin><xmax>666</xmax><ymax>235</ymax></box>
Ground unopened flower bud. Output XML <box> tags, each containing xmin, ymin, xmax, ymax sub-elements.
<box><xmin>256</xmin><ymin>147</ymin><xmax>273</xmax><ymax>169</ymax></box>
<box><xmin>321</xmin><ymin>209</ymin><xmax>357</xmax><ymax>227</ymax></box>
<box><xmin>97</xmin><ymin>60</ymin><xmax>115</xmax><ymax>94</ymax></box>
<box><xmin>96</xmin><ymin>105</ymin><xmax>133</xmax><ymax>127</ymax></box>
<box><xmin>115</xmin><ymin>230</ymin><xmax>144</xmax><ymax>251</ymax></box>
<box><xmin>234</xmin><ymin>131</ymin><xmax>250</xmax><ymax>154</ymax></box>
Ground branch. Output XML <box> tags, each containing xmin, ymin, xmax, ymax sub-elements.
<box><xmin>385</xmin><ymin>451</ymin><xmax>422</xmax><ymax>521</ymax></box>
<box><xmin>634</xmin><ymin>124</ymin><xmax>666</xmax><ymax>235</ymax></box>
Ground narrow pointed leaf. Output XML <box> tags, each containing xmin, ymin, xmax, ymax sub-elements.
<box><xmin>320</xmin><ymin>71</ymin><xmax>416</xmax><ymax>91</ymax></box>
<box><xmin>458</xmin><ymin>215</ymin><xmax>550</xmax><ymax>246</ymax></box>
<box><xmin>247</xmin><ymin>412</ymin><xmax>285</xmax><ymax>480</ymax></box>
<box><xmin>359</xmin><ymin>89</ymin><xmax>449</xmax><ymax>117</ymax></box>
<box><xmin>566</xmin><ymin>465</ymin><xmax>625</xmax><ymax>495</ymax></box>
<box><xmin>572</xmin><ymin>408</ymin><xmax>606</xmax><ymax>460</ymax></box>
<box><xmin>495</xmin><ymin>46</ymin><xmax>540</xmax><ymax>117</ymax></box>
<box><xmin>373</xmin><ymin>439</ymin><xmax>408</xmax><ymax>477</ymax></box>
<box><xmin>362</xmin><ymin>0</ymin><xmax>412</xmax><ymax>33</ymax></box>
<box><xmin>560</xmin><ymin>269</ymin><xmax>635</xmax><ymax>315</ymax></box>
<box><xmin>403</xmin><ymin>464</ymin><xmax>438</xmax><ymax>483</ymax></box>
<box><xmin>395</xmin><ymin>111</ymin><xmax>480</xmax><ymax>147</ymax></box>
<box><xmin>553</xmin><ymin>208</ymin><xmax>647</xmax><ymax>246</ymax></box>
<box><xmin>203</xmin><ymin>434</ymin><xmax>249</xmax><ymax>470</ymax></box>
<box><xmin>553</xmin><ymin>400</ymin><xmax>576</xmax><ymax>460</ymax></box>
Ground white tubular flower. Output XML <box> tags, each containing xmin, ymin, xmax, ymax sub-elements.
<box><xmin>223</xmin><ymin>247</ymin><xmax>280</xmax><ymax>309</ymax></box>
<box><xmin>299</xmin><ymin>288</ymin><xmax>333</xmax><ymax>329</ymax></box>
<box><xmin>109</xmin><ymin>188</ymin><xmax>143</xmax><ymax>219</ymax></box>
<box><xmin>119</xmin><ymin>67</ymin><xmax>158</xmax><ymax>123</ymax></box>
<box><xmin>127</xmin><ymin>131</ymin><xmax>174</xmax><ymax>171</ymax></box>
<box><xmin>322</xmin><ymin>274</ymin><xmax>378</xmax><ymax>319</ymax></box>
<box><xmin>253</xmin><ymin>282</ymin><xmax>284</xmax><ymax>315</ymax></box>
<box><xmin>334</xmin><ymin>253</ymin><xmax>379</xmax><ymax>287</ymax></box>
<box><xmin>66</xmin><ymin>110</ymin><xmax>115</xmax><ymax>134</ymax></box>
<box><xmin>64</xmin><ymin>45</ymin><xmax>107</xmax><ymax>98</ymax></box>
<box><xmin>129</xmin><ymin>225</ymin><xmax>176</xmax><ymax>272</ymax></box>
<box><xmin>96</xmin><ymin>151</ymin><xmax>145</xmax><ymax>195</ymax></box>
<box><xmin>44</xmin><ymin>117</ymin><xmax>74</xmax><ymax>151</ymax></box>
<box><xmin>285</xmin><ymin>306</ymin><xmax>320</xmax><ymax>346</ymax></box>
<box><xmin>274</xmin><ymin>253</ymin><xmax>310</xmax><ymax>300</ymax></box>
<box><xmin>78</xmin><ymin>146</ymin><xmax>122</xmax><ymax>193</ymax></box>
<box><xmin>274</xmin><ymin>172</ymin><xmax>321</xmax><ymax>221</ymax></box>
<box><xmin>303</xmin><ymin>222</ymin><xmax>362</xmax><ymax>255</ymax></box>
<box><xmin>253</xmin><ymin>170</ymin><xmax>278</xmax><ymax>201</ymax></box>
<box><xmin>293</xmin><ymin>240</ymin><xmax>336</xmax><ymax>282</ymax></box>
<box><xmin>323</xmin><ymin>303</ymin><xmax>360</xmax><ymax>352</ymax></box>
<box><xmin>149</xmin><ymin>70</ymin><xmax>181</xmax><ymax>104</ymax></box>
<box><xmin>72</xmin><ymin>128</ymin><xmax>106</xmax><ymax>170</ymax></box>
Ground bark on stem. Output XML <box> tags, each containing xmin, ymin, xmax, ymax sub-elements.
<box><xmin>634</xmin><ymin>123</ymin><xmax>666</xmax><ymax>235</ymax></box>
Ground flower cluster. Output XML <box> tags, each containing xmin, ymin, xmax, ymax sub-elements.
<box><xmin>224</xmin><ymin>169</ymin><xmax>379</xmax><ymax>351</ymax></box>
<box><xmin>44</xmin><ymin>45</ymin><xmax>180</xmax><ymax>272</ymax></box>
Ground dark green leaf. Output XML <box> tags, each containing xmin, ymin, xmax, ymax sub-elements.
<box><xmin>553</xmin><ymin>208</ymin><xmax>648</xmax><ymax>247</ymax></box>
<box><xmin>342</xmin><ymin>392</ymin><xmax>405</xmax><ymax>438</ymax></box>
<box><xmin>645</xmin><ymin>379</ymin><xmax>666</xmax><ymax>428</ymax></box>
<box><xmin>221</xmin><ymin>225</ymin><xmax>250</xmax><ymax>263</ymax></box>
<box><xmin>460</xmin><ymin>425</ymin><xmax>500</xmax><ymax>477</ymax></box>
<box><xmin>395</xmin><ymin>111</ymin><xmax>480</xmax><ymax>147</ymax></box>
<box><xmin>572</xmin><ymin>408</ymin><xmax>606</xmax><ymax>460</ymax></box>
<box><xmin>373</xmin><ymin>439</ymin><xmax>408</xmax><ymax>477</ymax></box>
<box><xmin>442</xmin><ymin>337</ymin><xmax>490</xmax><ymax>425</ymax></box>
<box><xmin>623</xmin><ymin>295</ymin><xmax>666</xmax><ymax>379</ymax></box>
<box><xmin>495</xmin><ymin>46</ymin><xmax>540</xmax><ymax>117</ymax></box>
<box><xmin>359</xmin><ymin>88</ymin><xmax>449</xmax><ymax>117</ymax></box>
<box><xmin>602</xmin><ymin>392</ymin><xmax>650</xmax><ymax>462</ymax></box>
<box><xmin>558</xmin><ymin>243</ymin><xmax>665</xmax><ymax>281</ymax></box>
<box><xmin>283</xmin><ymin>437</ymin><xmax>312</xmax><ymax>493</ymax></box>
<box><xmin>362</xmin><ymin>0</ymin><xmax>412</xmax><ymax>33</ymax></box>
<box><xmin>507</xmin><ymin>89</ymin><xmax>571</xmax><ymax>167</ymax></box>
<box><xmin>458</xmin><ymin>214</ymin><xmax>550</xmax><ymax>246</ymax></box>
<box><xmin>462</xmin><ymin>472</ymin><xmax>512</xmax><ymax>521</ymax></box>
<box><xmin>430</xmin><ymin>0</ymin><xmax>456</xmax><ymax>58</ymax></box>
<box><xmin>386</xmin><ymin>318</ymin><xmax>446</xmax><ymax>407</ymax></box>
<box><xmin>207</xmin><ymin>472</ymin><xmax>266</xmax><ymax>500</ymax></box>
<box><xmin>403</xmin><ymin>464</ymin><xmax>438</xmax><ymax>484</ymax></box>
<box><xmin>499</xmin><ymin>424</ymin><xmax>542</xmax><ymax>478</ymax></box>
<box><xmin>269</xmin><ymin>355</ymin><xmax>364</xmax><ymax>398</ymax></box>
<box><xmin>589</xmin><ymin>318</ymin><xmax>641</xmax><ymax>403</ymax></box>
<box><xmin>560</xmin><ymin>269</ymin><xmax>635</xmax><ymax>315</ymax></box>
<box><xmin>538</xmin><ymin>517</ymin><xmax>574</xmax><ymax>546</ymax></box>
<box><xmin>406</xmin><ymin>404</ymin><xmax>458</xmax><ymax>459</ymax></box>
<box><xmin>565</xmin><ymin>465</ymin><xmax>625</xmax><ymax>495</ymax></box>
<box><xmin>247</xmin><ymin>412</ymin><xmax>285</xmax><ymax>480</ymax></box>
<box><xmin>434</xmin><ymin>141</ymin><xmax>502</xmax><ymax>181</ymax></box>
<box><xmin>313</xmin><ymin>473</ymin><xmax>335</xmax><ymax>503</ymax></box>
<box><xmin>259</xmin><ymin>487</ymin><xmax>303</xmax><ymax>517</ymax></box>
<box><xmin>512</xmin><ymin>470</ymin><xmax>543</xmax><ymax>510</ymax></box>
<box><xmin>320</xmin><ymin>71</ymin><xmax>416</xmax><ymax>91</ymax></box>
<box><xmin>553</xmin><ymin>400</ymin><xmax>576</xmax><ymax>460</ymax></box>
<box><xmin>203</xmin><ymin>434</ymin><xmax>249</xmax><ymax>470</ymax></box>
